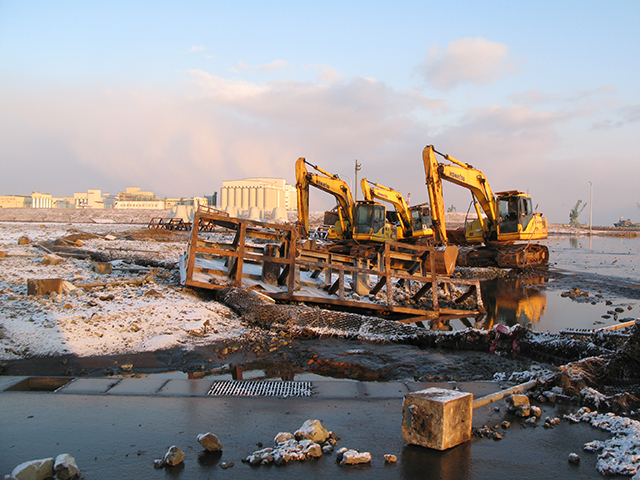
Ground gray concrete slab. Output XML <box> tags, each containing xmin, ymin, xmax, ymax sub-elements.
<box><xmin>57</xmin><ymin>378</ymin><xmax>122</xmax><ymax>394</ymax></box>
<box><xmin>0</xmin><ymin>376</ymin><xmax>27</xmax><ymax>391</ymax></box>
<box><xmin>311</xmin><ymin>380</ymin><xmax>361</xmax><ymax>398</ymax></box>
<box><xmin>105</xmin><ymin>377</ymin><xmax>169</xmax><ymax>395</ymax></box>
<box><xmin>157</xmin><ymin>379</ymin><xmax>215</xmax><ymax>397</ymax></box>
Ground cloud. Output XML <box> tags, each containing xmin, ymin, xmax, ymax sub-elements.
<box><xmin>236</xmin><ymin>59</ymin><xmax>288</xmax><ymax>72</ymax></box>
<box><xmin>188</xmin><ymin>45</ymin><xmax>206</xmax><ymax>52</ymax></box>
<box><xmin>418</xmin><ymin>37</ymin><xmax>520</xmax><ymax>91</ymax></box>
<box><xmin>510</xmin><ymin>85</ymin><xmax>617</xmax><ymax>105</ymax></box>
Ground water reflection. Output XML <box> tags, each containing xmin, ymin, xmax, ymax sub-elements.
<box><xmin>429</xmin><ymin>275</ymin><xmax>548</xmax><ymax>331</ymax></box>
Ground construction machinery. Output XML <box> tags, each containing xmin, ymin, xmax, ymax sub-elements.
<box><xmin>569</xmin><ymin>200</ymin><xmax>587</xmax><ymax>227</ymax></box>
<box><xmin>422</xmin><ymin>145</ymin><xmax>549</xmax><ymax>268</ymax></box>
<box><xmin>295</xmin><ymin>157</ymin><xmax>395</xmax><ymax>243</ymax></box>
<box><xmin>360</xmin><ymin>178</ymin><xmax>434</xmax><ymax>242</ymax></box>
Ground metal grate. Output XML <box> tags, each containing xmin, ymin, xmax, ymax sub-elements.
<box><xmin>207</xmin><ymin>380</ymin><xmax>312</xmax><ymax>397</ymax></box>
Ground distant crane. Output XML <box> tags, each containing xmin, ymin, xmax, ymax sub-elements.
<box><xmin>569</xmin><ymin>200</ymin><xmax>587</xmax><ymax>227</ymax></box>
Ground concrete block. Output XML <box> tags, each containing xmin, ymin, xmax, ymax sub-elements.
<box><xmin>17</xmin><ymin>236</ymin><xmax>31</xmax><ymax>245</ymax></box>
<box><xmin>402</xmin><ymin>387</ymin><xmax>472</xmax><ymax>450</ymax></box>
<box><xmin>92</xmin><ymin>262</ymin><xmax>112</xmax><ymax>275</ymax></box>
<box><xmin>0</xmin><ymin>250</ymin><xmax>6</xmax><ymax>258</ymax></box>
<box><xmin>27</xmin><ymin>278</ymin><xmax>63</xmax><ymax>296</ymax></box>
<box><xmin>42</xmin><ymin>254</ymin><xmax>65</xmax><ymax>265</ymax></box>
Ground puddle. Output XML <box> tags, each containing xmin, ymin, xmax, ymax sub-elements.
<box><xmin>147</xmin><ymin>368</ymin><xmax>357</xmax><ymax>382</ymax></box>
<box><xmin>431</xmin><ymin>235</ymin><xmax>640</xmax><ymax>334</ymax></box>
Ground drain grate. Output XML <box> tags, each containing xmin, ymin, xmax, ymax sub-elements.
<box><xmin>207</xmin><ymin>380</ymin><xmax>312</xmax><ymax>397</ymax></box>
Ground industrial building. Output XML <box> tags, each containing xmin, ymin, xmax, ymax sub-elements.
<box><xmin>220</xmin><ymin>178</ymin><xmax>297</xmax><ymax>212</ymax></box>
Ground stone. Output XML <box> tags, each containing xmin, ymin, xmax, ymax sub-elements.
<box><xmin>530</xmin><ymin>405</ymin><xmax>542</xmax><ymax>417</ymax></box>
<box><xmin>402</xmin><ymin>388</ymin><xmax>473</xmax><ymax>450</ymax></box>
<box><xmin>17</xmin><ymin>236</ymin><xmax>31</xmax><ymax>245</ymax></box>
<box><xmin>53</xmin><ymin>453</ymin><xmax>79</xmax><ymax>480</ymax></box>
<box><xmin>0</xmin><ymin>250</ymin><xmax>6</xmax><ymax>258</ymax></box>
<box><xmin>197</xmin><ymin>432</ymin><xmax>223</xmax><ymax>452</ymax></box>
<box><xmin>384</xmin><ymin>454</ymin><xmax>398</xmax><ymax>463</ymax></box>
<box><xmin>294</xmin><ymin>419</ymin><xmax>329</xmax><ymax>443</ymax></box>
<box><xmin>568</xmin><ymin>453</ymin><xmax>580</xmax><ymax>464</ymax></box>
<box><xmin>103</xmin><ymin>234</ymin><xmax>117</xmax><ymax>241</ymax></box>
<box><xmin>339</xmin><ymin>449</ymin><xmax>372</xmax><ymax>465</ymax></box>
<box><xmin>42</xmin><ymin>254</ymin><xmax>64</xmax><ymax>266</ymax></box>
<box><xmin>11</xmin><ymin>457</ymin><xmax>54</xmax><ymax>480</ymax></box>
<box><xmin>61</xmin><ymin>281</ymin><xmax>77</xmax><ymax>294</ymax></box>
<box><xmin>507</xmin><ymin>394</ymin><xmax>531</xmax><ymax>417</ymax></box>
<box><xmin>274</xmin><ymin>432</ymin><xmax>294</xmax><ymax>444</ymax></box>
<box><xmin>27</xmin><ymin>278</ymin><xmax>63</xmax><ymax>296</ymax></box>
<box><xmin>92</xmin><ymin>262</ymin><xmax>112</xmax><ymax>275</ymax></box>
<box><xmin>303</xmin><ymin>443</ymin><xmax>322</xmax><ymax>458</ymax></box>
<box><xmin>163</xmin><ymin>446</ymin><xmax>184</xmax><ymax>467</ymax></box>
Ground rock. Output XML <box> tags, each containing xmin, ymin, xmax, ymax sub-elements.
<box><xmin>163</xmin><ymin>446</ymin><xmax>184</xmax><ymax>467</ymax></box>
<box><xmin>294</xmin><ymin>419</ymin><xmax>329</xmax><ymax>443</ymax></box>
<box><xmin>507</xmin><ymin>394</ymin><xmax>531</xmax><ymax>417</ymax></box>
<box><xmin>11</xmin><ymin>457</ymin><xmax>54</xmax><ymax>480</ymax></box>
<box><xmin>144</xmin><ymin>288</ymin><xmax>163</xmax><ymax>298</ymax></box>
<box><xmin>543</xmin><ymin>391</ymin><xmax>557</xmax><ymax>403</ymax></box>
<box><xmin>530</xmin><ymin>405</ymin><xmax>542</xmax><ymax>417</ymax></box>
<box><xmin>42</xmin><ymin>254</ymin><xmax>64</xmax><ymax>266</ymax></box>
<box><xmin>17</xmin><ymin>236</ymin><xmax>31</xmax><ymax>245</ymax></box>
<box><xmin>568</xmin><ymin>453</ymin><xmax>580</xmax><ymax>464</ymax></box>
<box><xmin>153</xmin><ymin>459</ymin><xmax>164</xmax><ymax>469</ymax></box>
<box><xmin>303</xmin><ymin>443</ymin><xmax>322</xmax><ymax>458</ymax></box>
<box><xmin>197</xmin><ymin>432</ymin><xmax>223</xmax><ymax>452</ymax></box>
<box><xmin>322</xmin><ymin>444</ymin><xmax>334</xmax><ymax>454</ymax></box>
<box><xmin>53</xmin><ymin>454</ymin><xmax>79</xmax><ymax>480</ymax></box>
<box><xmin>0</xmin><ymin>250</ymin><xmax>6</xmax><ymax>258</ymax></box>
<box><xmin>103</xmin><ymin>234</ymin><xmax>117</xmax><ymax>241</ymax></box>
<box><xmin>220</xmin><ymin>462</ymin><xmax>234</xmax><ymax>469</ymax></box>
<box><xmin>384</xmin><ymin>454</ymin><xmax>398</xmax><ymax>463</ymax></box>
<box><xmin>274</xmin><ymin>432</ymin><xmax>294</xmax><ymax>444</ymax></box>
<box><xmin>339</xmin><ymin>449</ymin><xmax>372</xmax><ymax>465</ymax></box>
<box><xmin>61</xmin><ymin>281</ymin><xmax>77</xmax><ymax>294</ymax></box>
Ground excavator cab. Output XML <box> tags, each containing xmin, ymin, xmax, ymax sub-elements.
<box><xmin>409</xmin><ymin>203</ymin><xmax>433</xmax><ymax>238</ymax></box>
<box><xmin>353</xmin><ymin>202</ymin><xmax>394</xmax><ymax>242</ymax></box>
<box><xmin>496</xmin><ymin>191</ymin><xmax>541</xmax><ymax>238</ymax></box>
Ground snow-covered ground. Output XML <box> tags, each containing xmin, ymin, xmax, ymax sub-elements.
<box><xmin>0</xmin><ymin>222</ymin><xmax>255</xmax><ymax>360</ymax></box>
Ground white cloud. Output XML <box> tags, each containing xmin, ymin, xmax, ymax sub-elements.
<box><xmin>418</xmin><ymin>37</ymin><xmax>520</xmax><ymax>91</ymax></box>
<box><xmin>188</xmin><ymin>45</ymin><xmax>206</xmax><ymax>52</ymax></box>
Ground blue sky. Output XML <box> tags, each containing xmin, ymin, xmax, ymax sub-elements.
<box><xmin>1</xmin><ymin>0</ymin><xmax>638</xmax><ymax>224</ymax></box>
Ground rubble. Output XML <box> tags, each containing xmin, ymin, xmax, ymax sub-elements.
<box><xmin>53</xmin><ymin>454</ymin><xmax>79</xmax><ymax>480</ymax></box>
<box><xmin>8</xmin><ymin>454</ymin><xmax>80</xmax><ymax>480</ymax></box>
<box><xmin>197</xmin><ymin>432</ymin><xmax>223</xmax><ymax>452</ymax></box>
<box><xmin>336</xmin><ymin>448</ymin><xmax>372</xmax><ymax>465</ymax></box>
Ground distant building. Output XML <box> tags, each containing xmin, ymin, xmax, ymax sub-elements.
<box><xmin>31</xmin><ymin>192</ymin><xmax>53</xmax><ymax>208</ymax></box>
<box><xmin>74</xmin><ymin>189</ymin><xmax>104</xmax><ymax>209</ymax></box>
<box><xmin>103</xmin><ymin>187</ymin><xmax>164</xmax><ymax>209</ymax></box>
<box><xmin>220</xmin><ymin>178</ymin><xmax>297</xmax><ymax>212</ymax></box>
<box><xmin>0</xmin><ymin>195</ymin><xmax>31</xmax><ymax>208</ymax></box>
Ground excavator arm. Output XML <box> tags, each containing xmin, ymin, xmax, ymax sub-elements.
<box><xmin>361</xmin><ymin>178</ymin><xmax>412</xmax><ymax>238</ymax></box>
<box><xmin>295</xmin><ymin>157</ymin><xmax>355</xmax><ymax>239</ymax></box>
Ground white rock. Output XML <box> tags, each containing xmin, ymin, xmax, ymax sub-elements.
<box><xmin>340</xmin><ymin>449</ymin><xmax>372</xmax><ymax>465</ymax></box>
<box><xmin>197</xmin><ymin>432</ymin><xmax>223</xmax><ymax>452</ymax></box>
<box><xmin>53</xmin><ymin>454</ymin><xmax>79</xmax><ymax>480</ymax></box>
<box><xmin>11</xmin><ymin>458</ymin><xmax>54</xmax><ymax>480</ymax></box>
<box><xmin>303</xmin><ymin>443</ymin><xmax>322</xmax><ymax>458</ymax></box>
<box><xmin>294</xmin><ymin>419</ymin><xmax>329</xmax><ymax>443</ymax></box>
<box><xmin>274</xmin><ymin>432</ymin><xmax>294</xmax><ymax>444</ymax></box>
<box><xmin>163</xmin><ymin>445</ymin><xmax>184</xmax><ymax>466</ymax></box>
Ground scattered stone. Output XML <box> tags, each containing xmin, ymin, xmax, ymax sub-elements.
<box><xmin>198</xmin><ymin>432</ymin><xmax>223</xmax><ymax>452</ymax></box>
<box><xmin>568</xmin><ymin>453</ymin><xmax>580</xmax><ymax>464</ymax></box>
<box><xmin>530</xmin><ymin>405</ymin><xmax>542</xmax><ymax>417</ymax></box>
<box><xmin>274</xmin><ymin>432</ymin><xmax>294</xmax><ymax>444</ymax></box>
<box><xmin>119</xmin><ymin>364</ymin><xmax>133</xmax><ymax>373</ymax></box>
<box><xmin>295</xmin><ymin>419</ymin><xmax>329</xmax><ymax>443</ymax></box>
<box><xmin>42</xmin><ymin>254</ymin><xmax>65</xmax><ymax>266</ymax></box>
<box><xmin>501</xmin><ymin>421</ymin><xmax>511</xmax><ymax>429</ymax></box>
<box><xmin>11</xmin><ymin>457</ymin><xmax>54</xmax><ymax>480</ymax></box>
<box><xmin>0</xmin><ymin>250</ymin><xmax>6</xmax><ymax>258</ymax></box>
<box><xmin>339</xmin><ymin>449</ymin><xmax>372</xmax><ymax>465</ymax></box>
<box><xmin>220</xmin><ymin>461</ymin><xmax>234</xmax><ymax>469</ymax></box>
<box><xmin>153</xmin><ymin>459</ymin><xmax>165</xmax><ymax>469</ymax></box>
<box><xmin>91</xmin><ymin>262</ymin><xmax>112</xmax><ymax>275</ymax></box>
<box><xmin>61</xmin><ymin>281</ymin><xmax>77</xmax><ymax>294</ymax></box>
<box><xmin>163</xmin><ymin>445</ymin><xmax>184</xmax><ymax>467</ymax></box>
<box><xmin>103</xmin><ymin>234</ymin><xmax>117</xmax><ymax>241</ymax></box>
<box><xmin>53</xmin><ymin>453</ymin><xmax>79</xmax><ymax>480</ymax></box>
<box><xmin>384</xmin><ymin>454</ymin><xmax>398</xmax><ymax>463</ymax></box>
<box><xmin>144</xmin><ymin>288</ymin><xmax>163</xmax><ymax>298</ymax></box>
<box><xmin>506</xmin><ymin>394</ymin><xmax>531</xmax><ymax>417</ymax></box>
<box><xmin>17</xmin><ymin>236</ymin><xmax>31</xmax><ymax>245</ymax></box>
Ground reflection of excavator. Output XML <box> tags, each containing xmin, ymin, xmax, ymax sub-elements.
<box><xmin>295</xmin><ymin>157</ymin><xmax>394</xmax><ymax>243</ymax></box>
<box><xmin>360</xmin><ymin>178</ymin><xmax>434</xmax><ymax>242</ymax></box>
<box><xmin>477</xmin><ymin>276</ymin><xmax>547</xmax><ymax>329</ymax></box>
<box><xmin>422</xmin><ymin>145</ymin><xmax>549</xmax><ymax>268</ymax></box>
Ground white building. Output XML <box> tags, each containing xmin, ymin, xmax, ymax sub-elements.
<box><xmin>220</xmin><ymin>178</ymin><xmax>297</xmax><ymax>212</ymax></box>
<box><xmin>74</xmin><ymin>189</ymin><xmax>104</xmax><ymax>208</ymax></box>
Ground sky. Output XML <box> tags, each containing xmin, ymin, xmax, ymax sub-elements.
<box><xmin>0</xmin><ymin>1</ymin><xmax>638</xmax><ymax>225</ymax></box>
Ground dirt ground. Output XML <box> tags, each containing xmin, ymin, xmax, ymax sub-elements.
<box><xmin>1</xmin><ymin>218</ymin><xmax>639</xmax><ymax>386</ymax></box>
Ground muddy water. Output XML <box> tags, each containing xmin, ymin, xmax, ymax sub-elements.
<box><xmin>441</xmin><ymin>235</ymin><xmax>640</xmax><ymax>334</ymax></box>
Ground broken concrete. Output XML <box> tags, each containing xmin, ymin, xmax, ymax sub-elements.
<box><xmin>26</xmin><ymin>278</ymin><xmax>63</xmax><ymax>296</ymax></box>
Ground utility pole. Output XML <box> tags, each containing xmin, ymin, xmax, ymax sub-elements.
<box><xmin>589</xmin><ymin>181</ymin><xmax>593</xmax><ymax>235</ymax></box>
<box><xmin>354</xmin><ymin>160</ymin><xmax>362</xmax><ymax>201</ymax></box>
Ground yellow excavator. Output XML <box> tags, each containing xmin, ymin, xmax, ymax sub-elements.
<box><xmin>295</xmin><ymin>157</ymin><xmax>395</xmax><ymax>243</ymax></box>
<box><xmin>360</xmin><ymin>178</ymin><xmax>434</xmax><ymax>242</ymax></box>
<box><xmin>422</xmin><ymin>145</ymin><xmax>549</xmax><ymax>268</ymax></box>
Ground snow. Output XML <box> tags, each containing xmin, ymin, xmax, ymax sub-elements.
<box><xmin>0</xmin><ymin>222</ymin><xmax>257</xmax><ymax>360</ymax></box>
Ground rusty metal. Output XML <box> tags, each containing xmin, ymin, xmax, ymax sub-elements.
<box><xmin>180</xmin><ymin>208</ymin><xmax>484</xmax><ymax>323</ymax></box>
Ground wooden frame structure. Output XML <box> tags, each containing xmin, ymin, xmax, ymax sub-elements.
<box><xmin>181</xmin><ymin>209</ymin><xmax>485</xmax><ymax>324</ymax></box>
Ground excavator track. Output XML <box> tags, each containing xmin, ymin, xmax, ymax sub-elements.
<box><xmin>495</xmin><ymin>244</ymin><xmax>549</xmax><ymax>269</ymax></box>
<box><xmin>456</xmin><ymin>244</ymin><xmax>549</xmax><ymax>269</ymax></box>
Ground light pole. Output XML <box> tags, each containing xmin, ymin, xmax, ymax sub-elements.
<box><xmin>589</xmin><ymin>181</ymin><xmax>593</xmax><ymax>235</ymax></box>
<box><xmin>354</xmin><ymin>160</ymin><xmax>362</xmax><ymax>201</ymax></box>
